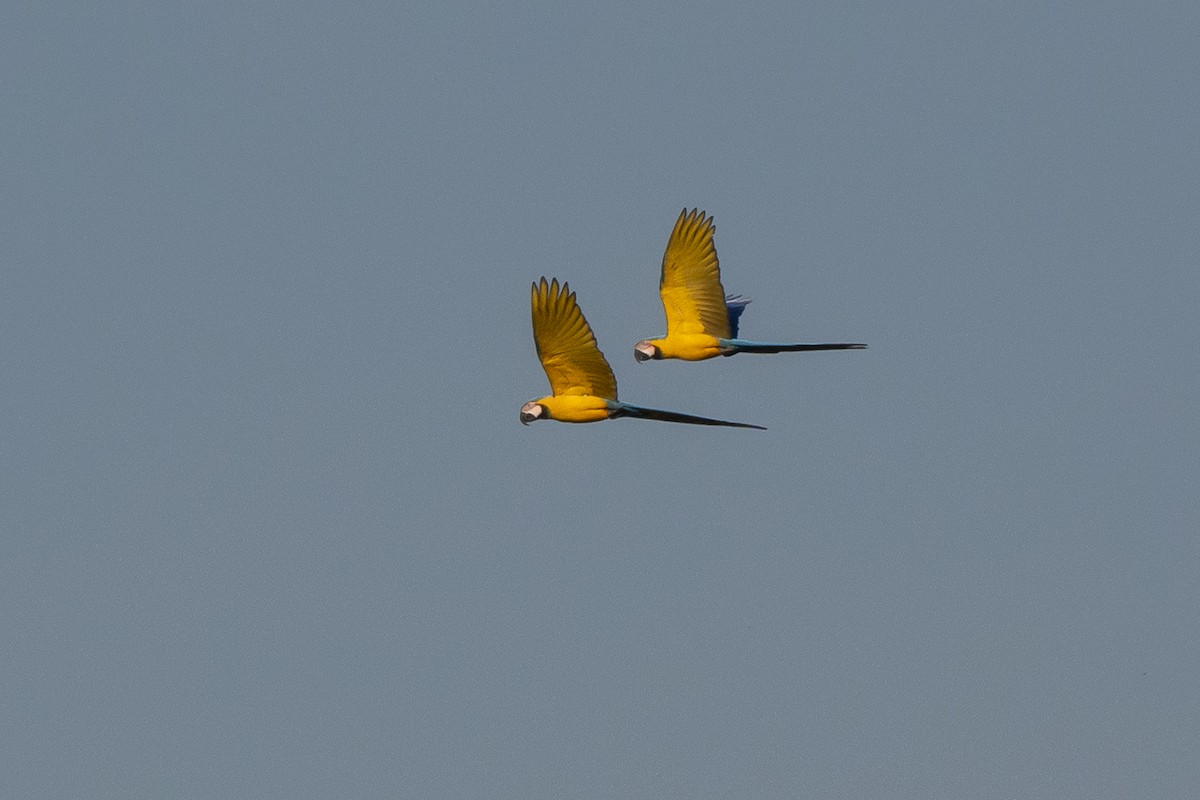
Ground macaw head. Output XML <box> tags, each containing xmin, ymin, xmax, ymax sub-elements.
<box><xmin>519</xmin><ymin>400</ymin><xmax>546</xmax><ymax>425</ymax></box>
<box><xmin>633</xmin><ymin>340</ymin><xmax>661</xmax><ymax>362</ymax></box>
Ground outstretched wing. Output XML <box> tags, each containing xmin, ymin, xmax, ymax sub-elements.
<box><xmin>659</xmin><ymin>208</ymin><xmax>730</xmax><ymax>338</ymax></box>
<box><xmin>531</xmin><ymin>277</ymin><xmax>618</xmax><ymax>399</ymax></box>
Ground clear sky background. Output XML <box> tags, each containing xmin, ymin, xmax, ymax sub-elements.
<box><xmin>3</xmin><ymin>3</ymin><xmax>1198</xmax><ymax>798</ymax></box>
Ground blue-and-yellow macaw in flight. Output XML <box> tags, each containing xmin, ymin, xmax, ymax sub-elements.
<box><xmin>633</xmin><ymin>208</ymin><xmax>867</xmax><ymax>362</ymax></box>
<box><xmin>520</xmin><ymin>277</ymin><xmax>765</xmax><ymax>430</ymax></box>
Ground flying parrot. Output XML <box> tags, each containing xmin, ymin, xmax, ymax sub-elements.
<box><xmin>633</xmin><ymin>208</ymin><xmax>867</xmax><ymax>362</ymax></box>
<box><xmin>520</xmin><ymin>277</ymin><xmax>765</xmax><ymax>430</ymax></box>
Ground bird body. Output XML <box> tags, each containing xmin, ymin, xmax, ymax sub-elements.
<box><xmin>638</xmin><ymin>332</ymin><xmax>725</xmax><ymax>361</ymax></box>
<box><xmin>524</xmin><ymin>393</ymin><xmax>612</xmax><ymax>424</ymax></box>
<box><xmin>521</xmin><ymin>277</ymin><xmax>764</xmax><ymax>430</ymax></box>
<box><xmin>633</xmin><ymin>208</ymin><xmax>866</xmax><ymax>362</ymax></box>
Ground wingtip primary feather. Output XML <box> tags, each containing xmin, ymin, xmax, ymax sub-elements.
<box><xmin>532</xmin><ymin>276</ymin><xmax>579</xmax><ymax>318</ymax></box>
<box><xmin>670</xmin><ymin>207</ymin><xmax>716</xmax><ymax>246</ymax></box>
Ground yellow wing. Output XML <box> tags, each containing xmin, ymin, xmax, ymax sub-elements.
<box><xmin>659</xmin><ymin>208</ymin><xmax>730</xmax><ymax>338</ymax></box>
<box><xmin>531</xmin><ymin>277</ymin><xmax>618</xmax><ymax>399</ymax></box>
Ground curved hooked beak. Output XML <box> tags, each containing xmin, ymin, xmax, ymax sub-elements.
<box><xmin>633</xmin><ymin>341</ymin><xmax>656</xmax><ymax>362</ymax></box>
<box><xmin>519</xmin><ymin>401</ymin><xmax>543</xmax><ymax>425</ymax></box>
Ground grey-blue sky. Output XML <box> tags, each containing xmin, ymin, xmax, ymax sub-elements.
<box><xmin>3</xmin><ymin>2</ymin><xmax>1197</xmax><ymax>798</ymax></box>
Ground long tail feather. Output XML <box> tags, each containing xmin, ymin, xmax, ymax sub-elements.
<box><xmin>611</xmin><ymin>402</ymin><xmax>766</xmax><ymax>430</ymax></box>
<box><xmin>721</xmin><ymin>338</ymin><xmax>867</xmax><ymax>354</ymax></box>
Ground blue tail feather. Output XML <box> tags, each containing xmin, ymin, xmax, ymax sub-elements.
<box><xmin>719</xmin><ymin>338</ymin><xmax>868</xmax><ymax>354</ymax></box>
<box><xmin>608</xmin><ymin>400</ymin><xmax>765</xmax><ymax>430</ymax></box>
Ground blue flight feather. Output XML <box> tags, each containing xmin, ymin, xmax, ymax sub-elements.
<box><xmin>724</xmin><ymin>294</ymin><xmax>751</xmax><ymax>339</ymax></box>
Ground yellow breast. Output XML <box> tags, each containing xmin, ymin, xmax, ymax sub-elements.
<box><xmin>652</xmin><ymin>334</ymin><xmax>723</xmax><ymax>361</ymax></box>
<box><xmin>538</xmin><ymin>394</ymin><xmax>612</xmax><ymax>423</ymax></box>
